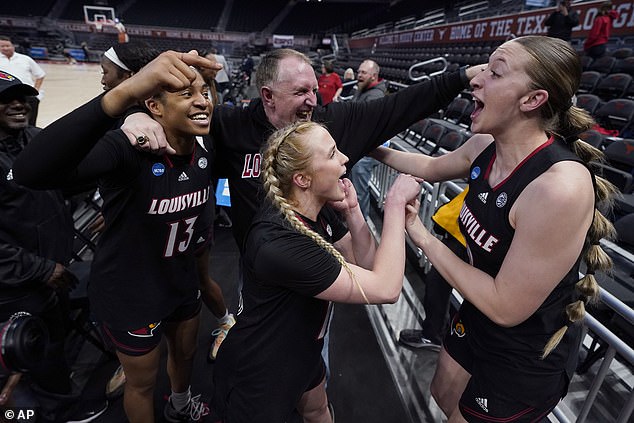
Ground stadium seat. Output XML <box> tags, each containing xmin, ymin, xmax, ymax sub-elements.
<box><xmin>580</xmin><ymin>55</ymin><xmax>593</xmax><ymax>71</ymax></box>
<box><xmin>589</xmin><ymin>56</ymin><xmax>617</xmax><ymax>74</ymax></box>
<box><xmin>594</xmin><ymin>73</ymin><xmax>633</xmax><ymax>101</ymax></box>
<box><xmin>612</xmin><ymin>47</ymin><xmax>633</xmax><ymax>59</ymax></box>
<box><xmin>578</xmin><ymin>129</ymin><xmax>606</xmax><ymax>149</ymax></box>
<box><xmin>603</xmin><ymin>139</ymin><xmax>634</xmax><ymax>173</ymax></box>
<box><xmin>613</xmin><ymin>57</ymin><xmax>634</xmax><ymax>77</ymax></box>
<box><xmin>593</xmin><ymin>162</ymin><xmax>633</xmax><ymax>194</ymax></box>
<box><xmin>442</xmin><ymin>97</ymin><xmax>472</xmax><ymax>125</ymax></box>
<box><xmin>579</xmin><ymin>71</ymin><xmax>603</xmax><ymax>94</ymax></box>
<box><xmin>576</xmin><ymin>94</ymin><xmax>603</xmax><ymax>116</ymax></box>
<box><xmin>402</xmin><ymin>118</ymin><xmax>430</xmax><ymax>147</ymax></box>
<box><xmin>428</xmin><ymin>130</ymin><xmax>467</xmax><ymax>156</ymax></box>
<box><xmin>594</xmin><ymin>99</ymin><xmax>634</xmax><ymax>135</ymax></box>
<box><xmin>417</xmin><ymin>122</ymin><xmax>447</xmax><ymax>154</ymax></box>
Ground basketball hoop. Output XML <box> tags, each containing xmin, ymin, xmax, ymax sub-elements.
<box><xmin>94</xmin><ymin>21</ymin><xmax>103</xmax><ymax>32</ymax></box>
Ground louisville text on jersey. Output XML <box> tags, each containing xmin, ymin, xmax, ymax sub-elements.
<box><xmin>459</xmin><ymin>203</ymin><xmax>499</xmax><ymax>253</ymax></box>
<box><xmin>147</xmin><ymin>185</ymin><xmax>211</xmax><ymax>215</ymax></box>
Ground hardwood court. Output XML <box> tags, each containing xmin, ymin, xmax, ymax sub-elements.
<box><xmin>37</xmin><ymin>62</ymin><xmax>103</xmax><ymax>128</ymax></box>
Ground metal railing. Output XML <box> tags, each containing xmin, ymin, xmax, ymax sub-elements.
<box><xmin>408</xmin><ymin>57</ymin><xmax>448</xmax><ymax>82</ymax></box>
<box><xmin>369</xmin><ymin>137</ymin><xmax>634</xmax><ymax>422</ymax></box>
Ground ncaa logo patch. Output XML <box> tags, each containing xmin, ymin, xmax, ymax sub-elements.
<box><xmin>470</xmin><ymin>166</ymin><xmax>481</xmax><ymax>180</ymax></box>
<box><xmin>496</xmin><ymin>192</ymin><xmax>508</xmax><ymax>208</ymax></box>
<box><xmin>326</xmin><ymin>224</ymin><xmax>333</xmax><ymax>237</ymax></box>
<box><xmin>152</xmin><ymin>163</ymin><xmax>165</xmax><ymax>176</ymax></box>
<box><xmin>198</xmin><ymin>157</ymin><xmax>208</xmax><ymax>169</ymax></box>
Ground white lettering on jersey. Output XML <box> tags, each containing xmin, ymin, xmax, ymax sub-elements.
<box><xmin>459</xmin><ymin>204</ymin><xmax>499</xmax><ymax>253</ymax></box>
<box><xmin>242</xmin><ymin>153</ymin><xmax>261</xmax><ymax>178</ymax></box>
<box><xmin>147</xmin><ymin>186</ymin><xmax>211</xmax><ymax>215</ymax></box>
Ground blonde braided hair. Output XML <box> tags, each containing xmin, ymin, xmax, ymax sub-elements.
<box><xmin>262</xmin><ymin>121</ymin><xmax>370</xmax><ymax>304</ymax></box>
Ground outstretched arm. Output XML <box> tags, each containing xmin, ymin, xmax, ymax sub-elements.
<box><xmin>371</xmin><ymin>133</ymin><xmax>493</xmax><ymax>182</ymax></box>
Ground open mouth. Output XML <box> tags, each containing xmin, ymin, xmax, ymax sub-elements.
<box><xmin>471</xmin><ymin>97</ymin><xmax>484</xmax><ymax>121</ymax></box>
<box><xmin>297</xmin><ymin>110</ymin><xmax>311</xmax><ymax>120</ymax></box>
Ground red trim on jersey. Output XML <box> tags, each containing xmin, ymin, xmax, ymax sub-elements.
<box><xmin>162</xmin><ymin>143</ymin><xmax>198</xmax><ymax>168</ymax></box>
<box><xmin>486</xmin><ymin>136</ymin><xmax>555</xmax><ymax>191</ymax></box>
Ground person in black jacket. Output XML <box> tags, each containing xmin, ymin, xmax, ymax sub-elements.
<box><xmin>0</xmin><ymin>72</ymin><xmax>107</xmax><ymax>422</ymax></box>
<box><xmin>545</xmin><ymin>0</ymin><xmax>579</xmax><ymax>42</ymax></box>
<box><xmin>13</xmin><ymin>52</ymin><xmax>220</xmax><ymax>423</ymax></box>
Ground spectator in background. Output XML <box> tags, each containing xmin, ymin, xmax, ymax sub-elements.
<box><xmin>350</xmin><ymin>59</ymin><xmax>387</xmax><ymax>219</ymax></box>
<box><xmin>210</xmin><ymin>47</ymin><xmax>231</xmax><ymax>99</ymax></box>
<box><xmin>0</xmin><ymin>36</ymin><xmax>45</xmax><ymax>126</ymax></box>
<box><xmin>0</xmin><ymin>71</ymin><xmax>108</xmax><ymax>422</ymax></box>
<box><xmin>340</xmin><ymin>67</ymin><xmax>356</xmax><ymax>99</ymax></box>
<box><xmin>114</xmin><ymin>18</ymin><xmax>129</xmax><ymax>44</ymax></box>
<box><xmin>317</xmin><ymin>60</ymin><xmax>342</xmax><ymax>105</ymax></box>
<box><xmin>240</xmin><ymin>54</ymin><xmax>254</xmax><ymax>85</ymax></box>
<box><xmin>545</xmin><ymin>0</ymin><xmax>579</xmax><ymax>42</ymax></box>
<box><xmin>584</xmin><ymin>1</ymin><xmax>619</xmax><ymax>59</ymax></box>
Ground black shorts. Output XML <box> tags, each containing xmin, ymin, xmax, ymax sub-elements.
<box><xmin>444</xmin><ymin>312</ymin><xmax>567</xmax><ymax>422</ymax></box>
<box><xmin>102</xmin><ymin>295</ymin><xmax>202</xmax><ymax>356</ymax></box>
<box><xmin>458</xmin><ymin>375</ymin><xmax>563</xmax><ymax>422</ymax></box>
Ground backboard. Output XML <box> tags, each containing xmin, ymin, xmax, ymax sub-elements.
<box><xmin>83</xmin><ymin>5</ymin><xmax>116</xmax><ymax>31</ymax></box>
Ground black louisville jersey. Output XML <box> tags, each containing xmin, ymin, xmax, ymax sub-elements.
<box><xmin>213</xmin><ymin>204</ymin><xmax>347</xmax><ymax>421</ymax></box>
<box><xmin>90</xmin><ymin>132</ymin><xmax>215</xmax><ymax>330</ymax></box>
<box><xmin>458</xmin><ymin>136</ymin><xmax>587</xmax><ymax>404</ymax></box>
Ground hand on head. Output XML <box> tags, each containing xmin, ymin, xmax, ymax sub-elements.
<box><xmin>102</xmin><ymin>50</ymin><xmax>221</xmax><ymax>117</ymax></box>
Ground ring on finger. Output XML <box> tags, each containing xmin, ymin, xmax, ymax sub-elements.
<box><xmin>136</xmin><ymin>134</ymin><xmax>149</xmax><ymax>145</ymax></box>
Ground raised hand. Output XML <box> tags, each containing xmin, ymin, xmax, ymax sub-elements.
<box><xmin>328</xmin><ymin>178</ymin><xmax>359</xmax><ymax>214</ymax></box>
<box><xmin>102</xmin><ymin>50</ymin><xmax>221</xmax><ymax>117</ymax></box>
<box><xmin>384</xmin><ymin>174</ymin><xmax>422</xmax><ymax>208</ymax></box>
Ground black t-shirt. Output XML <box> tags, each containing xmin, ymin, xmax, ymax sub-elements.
<box><xmin>459</xmin><ymin>136</ymin><xmax>585</xmax><ymax>405</ymax></box>
<box><xmin>212</xmin><ymin>204</ymin><xmax>347</xmax><ymax>422</ymax></box>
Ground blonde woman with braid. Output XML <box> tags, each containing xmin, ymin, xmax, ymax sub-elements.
<box><xmin>211</xmin><ymin>121</ymin><xmax>422</xmax><ymax>423</ymax></box>
<box><xmin>372</xmin><ymin>35</ymin><xmax>616</xmax><ymax>422</ymax></box>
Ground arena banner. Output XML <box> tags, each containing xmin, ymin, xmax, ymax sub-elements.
<box><xmin>273</xmin><ymin>34</ymin><xmax>295</xmax><ymax>48</ymax></box>
<box><xmin>349</xmin><ymin>0</ymin><xmax>634</xmax><ymax>49</ymax></box>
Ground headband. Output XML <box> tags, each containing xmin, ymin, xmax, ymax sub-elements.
<box><xmin>104</xmin><ymin>47</ymin><xmax>131</xmax><ymax>72</ymax></box>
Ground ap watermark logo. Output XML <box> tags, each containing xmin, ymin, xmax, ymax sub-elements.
<box><xmin>2</xmin><ymin>407</ymin><xmax>37</xmax><ymax>421</ymax></box>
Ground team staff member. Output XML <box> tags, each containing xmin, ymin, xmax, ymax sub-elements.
<box><xmin>0</xmin><ymin>36</ymin><xmax>45</xmax><ymax>126</ymax></box>
<box><xmin>373</xmin><ymin>35</ymin><xmax>615</xmax><ymax>422</ymax></box>
<box><xmin>14</xmin><ymin>51</ymin><xmax>221</xmax><ymax>423</ymax></box>
<box><xmin>122</xmin><ymin>48</ymin><xmax>487</xmax><ymax>252</ymax></box>
<box><xmin>0</xmin><ymin>72</ymin><xmax>108</xmax><ymax>422</ymax></box>
<box><xmin>212</xmin><ymin>121</ymin><xmax>422</xmax><ymax>422</ymax></box>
